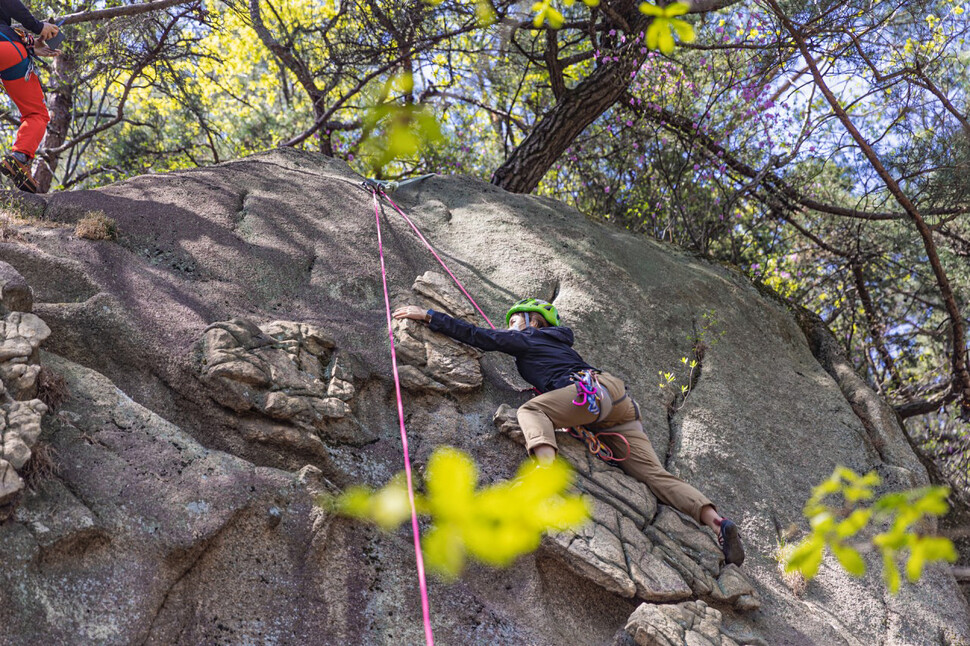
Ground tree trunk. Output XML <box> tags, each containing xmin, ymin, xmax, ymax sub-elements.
<box><xmin>35</xmin><ymin>52</ymin><xmax>75</xmax><ymax>194</ymax></box>
<box><xmin>490</xmin><ymin>0</ymin><xmax>746</xmax><ymax>194</ymax></box>
<box><xmin>491</xmin><ymin>30</ymin><xmax>647</xmax><ymax>194</ymax></box>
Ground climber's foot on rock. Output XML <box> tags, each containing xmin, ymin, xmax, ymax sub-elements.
<box><xmin>0</xmin><ymin>152</ymin><xmax>38</xmax><ymax>193</ymax></box>
<box><xmin>718</xmin><ymin>518</ymin><xmax>745</xmax><ymax>566</ymax></box>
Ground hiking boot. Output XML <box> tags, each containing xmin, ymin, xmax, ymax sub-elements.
<box><xmin>718</xmin><ymin>518</ymin><xmax>745</xmax><ymax>566</ymax></box>
<box><xmin>0</xmin><ymin>152</ymin><xmax>38</xmax><ymax>193</ymax></box>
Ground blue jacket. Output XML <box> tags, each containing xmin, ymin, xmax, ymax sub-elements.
<box><xmin>428</xmin><ymin>310</ymin><xmax>595</xmax><ymax>393</ymax></box>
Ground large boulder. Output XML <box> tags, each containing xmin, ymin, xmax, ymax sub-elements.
<box><xmin>0</xmin><ymin>148</ymin><xmax>964</xmax><ymax>644</ymax></box>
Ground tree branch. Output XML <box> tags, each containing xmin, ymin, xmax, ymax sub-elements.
<box><xmin>60</xmin><ymin>0</ymin><xmax>200</xmax><ymax>26</ymax></box>
<box><xmin>767</xmin><ymin>0</ymin><xmax>970</xmax><ymax>419</ymax></box>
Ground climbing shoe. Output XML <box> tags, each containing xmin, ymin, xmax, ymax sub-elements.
<box><xmin>0</xmin><ymin>152</ymin><xmax>38</xmax><ymax>193</ymax></box>
<box><xmin>718</xmin><ymin>519</ymin><xmax>745</xmax><ymax>566</ymax></box>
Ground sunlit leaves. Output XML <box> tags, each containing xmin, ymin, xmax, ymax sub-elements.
<box><xmin>359</xmin><ymin>73</ymin><xmax>444</xmax><ymax>173</ymax></box>
<box><xmin>640</xmin><ymin>2</ymin><xmax>695</xmax><ymax>54</ymax></box>
<box><xmin>531</xmin><ymin>0</ymin><xmax>600</xmax><ymax>29</ymax></box>
<box><xmin>784</xmin><ymin>467</ymin><xmax>956</xmax><ymax>593</ymax></box>
<box><xmin>323</xmin><ymin>446</ymin><xmax>590</xmax><ymax>578</ymax></box>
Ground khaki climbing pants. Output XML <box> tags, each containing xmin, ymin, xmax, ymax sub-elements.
<box><xmin>516</xmin><ymin>372</ymin><xmax>714</xmax><ymax>523</ymax></box>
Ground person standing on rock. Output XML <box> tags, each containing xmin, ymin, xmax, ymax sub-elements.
<box><xmin>393</xmin><ymin>298</ymin><xmax>745</xmax><ymax>566</ymax></box>
<box><xmin>0</xmin><ymin>0</ymin><xmax>60</xmax><ymax>193</ymax></box>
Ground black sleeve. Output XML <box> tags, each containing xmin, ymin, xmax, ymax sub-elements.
<box><xmin>428</xmin><ymin>310</ymin><xmax>531</xmax><ymax>355</ymax></box>
<box><xmin>2</xmin><ymin>0</ymin><xmax>43</xmax><ymax>34</ymax></box>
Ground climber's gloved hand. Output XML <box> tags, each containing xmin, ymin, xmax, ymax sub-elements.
<box><xmin>39</xmin><ymin>22</ymin><xmax>59</xmax><ymax>41</ymax></box>
<box><xmin>392</xmin><ymin>305</ymin><xmax>431</xmax><ymax>323</ymax></box>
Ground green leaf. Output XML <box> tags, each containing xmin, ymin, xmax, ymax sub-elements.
<box><xmin>672</xmin><ymin>18</ymin><xmax>695</xmax><ymax>43</ymax></box>
<box><xmin>906</xmin><ymin>543</ymin><xmax>926</xmax><ymax>582</ymax></box>
<box><xmin>532</xmin><ymin>6</ymin><xmax>545</xmax><ymax>28</ymax></box>
<box><xmin>423</xmin><ymin>524</ymin><xmax>465</xmax><ymax>579</ymax></box>
<box><xmin>809</xmin><ymin>510</ymin><xmax>836</xmax><ymax>533</ymax></box>
<box><xmin>657</xmin><ymin>23</ymin><xmax>675</xmax><ymax>54</ymax></box>
<box><xmin>645</xmin><ymin>21</ymin><xmax>661</xmax><ymax>50</ymax></box>
<box><xmin>663</xmin><ymin>1</ymin><xmax>689</xmax><ymax>16</ymax></box>
<box><xmin>918</xmin><ymin>536</ymin><xmax>957</xmax><ymax>562</ymax></box>
<box><xmin>639</xmin><ymin>2</ymin><xmax>663</xmax><ymax>17</ymax></box>
<box><xmin>874</xmin><ymin>529</ymin><xmax>908</xmax><ymax>551</ymax></box>
<box><xmin>371</xmin><ymin>483</ymin><xmax>412</xmax><ymax>531</ymax></box>
<box><xmin>335</xmin><ymin>486</ymin><xmax>374</xmax><ymax>518</ymax></box>
<box><xmin>426</xmin><ymin>446</ymin><xmax>477</xmax><ymax>518</ymax></box>
<box><xmin>831</xmin><ymin>542</ymin><xmax>866</xmax><ymax>577</ymax></box>
<box><xmin>475</xmin><ymin>0</ymin><xmax>497</xmax><ymax>25</ymax></box>
<box><xmin>883</xmin><ymin>551</ymin><xmax>901</xmax><ymax>594</ymax></box>
<box><xmin>813</xmin><ymin>474</ymin><xmax>843</xmax><ymax>498</ymax></box>
<box><xmin>786</xmin><ymin>536</ymin><xmax>825</xmax><ymax>579</ymax></box>
<box><xmin>844</xmin><ymin>484</ymin><xmax>875</xmax><ymax>503</ymax></box>
<box><xmin>836</xmin><ymin>509</ymin><xmax>872</xmax><ymax>538</ymax></box>
<box><xmin>913</xmin><ymin>486</ymin><xmax>950</xmax><ymax>516</ymax></box>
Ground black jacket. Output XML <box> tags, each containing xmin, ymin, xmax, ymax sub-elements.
<box><xmin>428</xmin><ymin>310</ymin><xmax>595</xmax><ymax>393</ymax></box>
<box><xmin>0</xmin><ymin>0</ymin><xmax>43</xmax><ymax>45</ymax></box>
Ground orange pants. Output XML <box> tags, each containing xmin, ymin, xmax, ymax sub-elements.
<box><xmin>0</xmin><ymin>40</ymin><xmax>49</xmax><ymax>157</ymax></box>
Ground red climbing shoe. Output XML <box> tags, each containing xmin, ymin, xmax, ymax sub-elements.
<box><xmin>0</xmin><ymin>152</ymin><xmax>38</xmax><ymax>193</ymax></box>
<box><xmin>718</xmin><ymin>518</ymin><xmax>745</xmax><ymax>566</ymax></box>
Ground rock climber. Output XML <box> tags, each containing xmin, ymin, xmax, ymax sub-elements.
<box><xmin>0</xmin><ymin>0</ymin><xmax>60</xmax><ymax>193</ymax></box>
<box><xmin>393</xmin><ymin>298</ymin><xmax>745</xmax><ymax>566</ymax></box>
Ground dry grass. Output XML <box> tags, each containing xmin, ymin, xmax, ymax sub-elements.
<box><xmin>0</xmin><ymin>215</ymin><xmax>26</xmax><ymax>242</ymax></box>
<box><xmin>36</xmin><ymin>366</ymin><xmax>70</xmax><ymax>411</ymax></box>
<box><xmin>21</xmin><ymin>442</ymin><xmax>60</xmax><ymax>490</ymax></box>
<box><xmin>774</xmin><ymin>541</ymin><xmax>808</xmax><ymax>597</ymax></box>
<box><xmin>75</xmin><ymin>210</ymin><xmax>118</xmax><ymax>241</ymax></box>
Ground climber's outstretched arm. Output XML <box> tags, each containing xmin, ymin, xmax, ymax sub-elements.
<box><xmin>392</xmin><ymin>305</ymin><xmax>530</xmax><ymax>355</ymax></box>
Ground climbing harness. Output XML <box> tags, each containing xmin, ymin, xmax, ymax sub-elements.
<box><xmin>0</xmin><ymin>29</ymin><xmax>34</xmax><ymax>82</ymax></box>
<box><xmin>0</xmin><ymin>18</ymin><xmax>67</xmax><ymax>83</ymax></box>
<box><xmin>370</xmin><ymin>187</ymin><xmax>435</xmax><ymax>646</ymax></box>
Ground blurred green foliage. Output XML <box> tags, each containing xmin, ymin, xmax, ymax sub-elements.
<box><xmin>360</xmin><ymin>73</ymin><xmax>444</xmax><ymax>174</ymax></box>
<box><xmin>324</xmin><ymin>446</ymin><xmax>590</xmax><ymax>579</ymax></box>
<box><xmin>785</xmin><ymin>467</ymin><xmax>957</xmax><ymax>593</ymax></box>
<box><xmin>639</xmin><ymin>2</ymin><xmax>695</xmax><ymax>54</ymax></box>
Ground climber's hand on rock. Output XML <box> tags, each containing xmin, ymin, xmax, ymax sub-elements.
<box><xmin>392</xmin><ymin>305</ymin><xmax>431</xmax><ymax>323</ymax></box>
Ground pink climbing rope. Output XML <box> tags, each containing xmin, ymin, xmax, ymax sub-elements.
<box><xmin>372</xmin><ymin>189</ymin><xmax>435</xmax><ymax>646</ymax></box>
<box><xmin>379</xmin><ymin>188</ymin><xmax>496</xmax><ymax>330</ymax></box>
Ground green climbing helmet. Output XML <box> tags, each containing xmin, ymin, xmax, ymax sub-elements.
<box><xmin>505</xmin><ymin>298</ymin><xmax>561</xmax><ymax>328</ymax></box>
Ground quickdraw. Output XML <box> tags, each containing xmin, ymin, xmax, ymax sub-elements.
<box><xmin>567</xmin><ymin>370</ymin><xmax>631</xmax><ymax>463</ymax></box>
<box><xmin>565</xmin><ymin>426</ymin><xmax>631</xmax><ymax>463</ymax></box>
<box><xmin>571</xmin><ymin>369</ymin><xmax>601</xmax><ymax>415</ymax></box>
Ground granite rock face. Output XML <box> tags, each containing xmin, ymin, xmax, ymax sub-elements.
<box><xmin>199</xmin><ymin>317</ymin><xmax>371</xmax><ymax>449</ymax></box>
<box><xmin>624</xmin><ymin>600</ymin><xmax>749</xmax><ymax>646</ymax></box>
<box><xmin>0</xmin><ymin>149</ymin><xmax>965</xmax><ymax>645</ymax></box>
<box><xmin>496</xmin><ymin>405</ymin><xmax>759</xmax><ymax>612</ymax></box>
<box><xmin>0</xmin><ymin>266</ymin><xmax>50</xmax><ymax>519</ymax></box>
<box><xmin>394</xmin><ymin>271</ymin><xmax>484</xmax><ymax>393</ymax></box>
